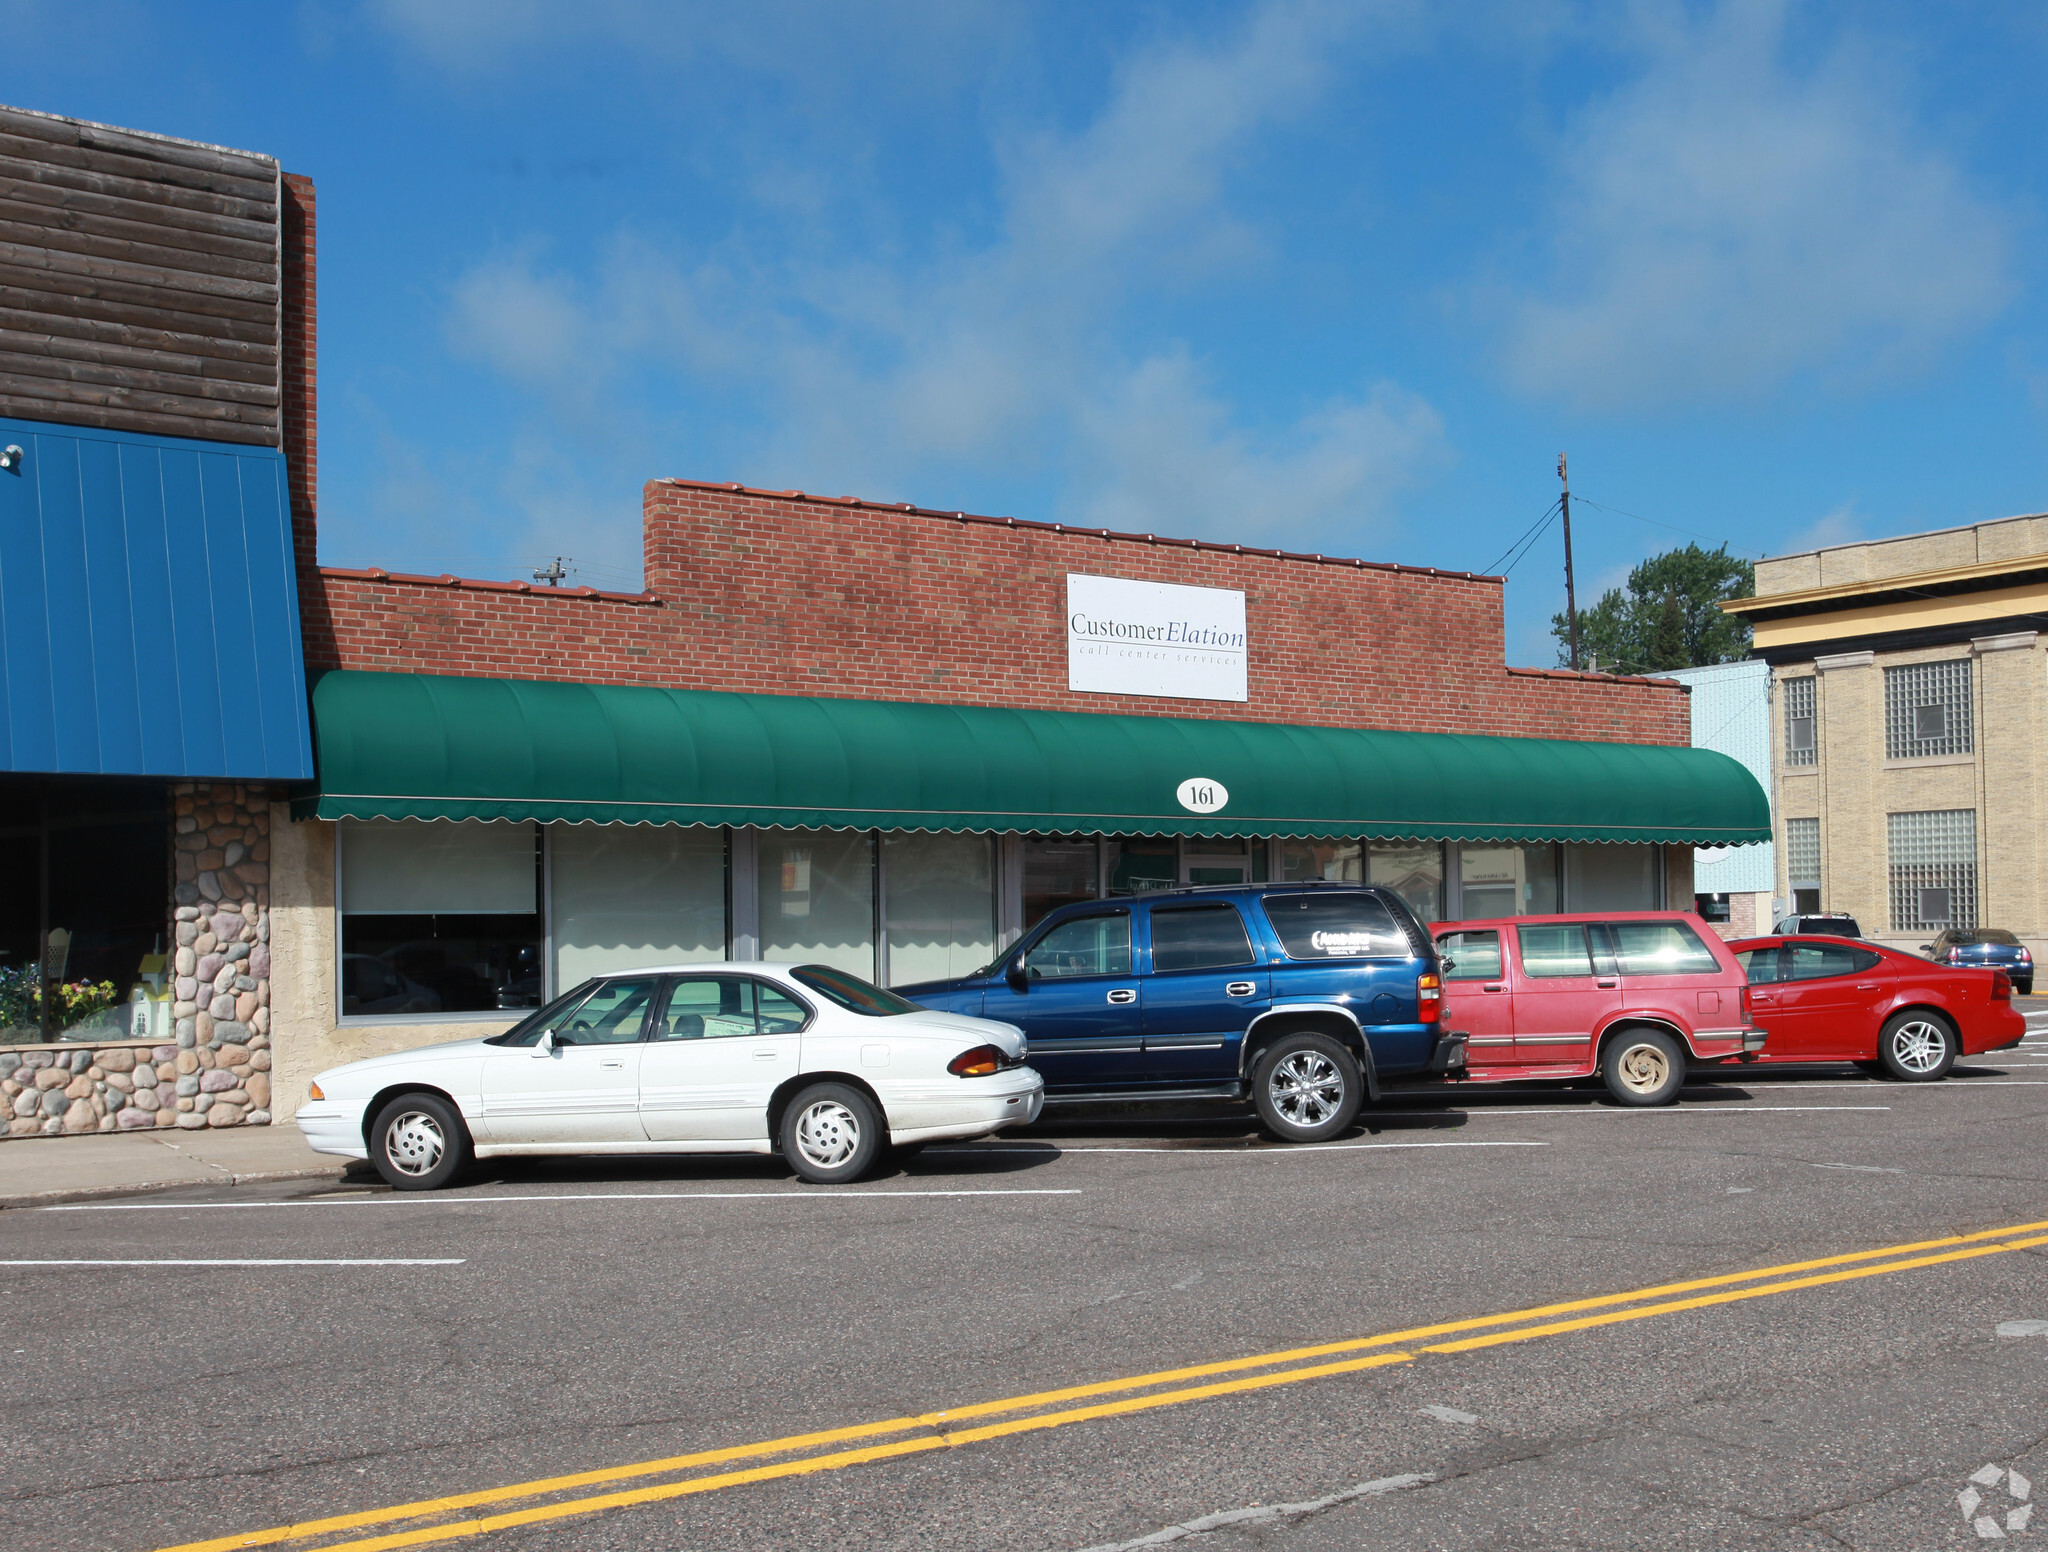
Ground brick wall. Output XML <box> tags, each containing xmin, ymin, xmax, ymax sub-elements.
<box><xmin>304</xmin><ymin>481</ymin><xmax>1689</xmax><ymax>745</ymax></box>
<box><xmin>280</xmin><ymin>173</ymin><xmax>317</xmax><ymax>575</ymax></box>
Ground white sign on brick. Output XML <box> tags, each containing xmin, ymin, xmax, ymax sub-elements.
<box><xmin>1066</xmin><ymin>574</ymin><xmax>1248</xmax><ymax>702</ymax></box>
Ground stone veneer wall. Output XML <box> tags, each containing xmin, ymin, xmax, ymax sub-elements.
<box><xmin>165</xmin><ymin>782</ymin><xmax>273</xmax><ymax>1128</ymax></box>
<box><xmin>2</xmin><ymin>1037</ymin><xmax>271</xmax><ymax>1135</ymax></box>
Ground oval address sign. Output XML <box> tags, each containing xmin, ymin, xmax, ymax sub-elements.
<box><xmin>1176</xmin><ymin>777</ymin><xmax>1229</xmax><ymax>814</ymax></box>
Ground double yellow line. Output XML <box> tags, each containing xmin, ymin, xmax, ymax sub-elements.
<box><xmin>162</xmin><ymin>1216</ymin><xmax>2048</xmax><ymax>1552</ymax></box>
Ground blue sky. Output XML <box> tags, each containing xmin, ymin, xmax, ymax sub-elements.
<box><xmin>16</xmin><ymin>0</ymin><xmax>2048</xmax><ymax>662</ymax></box>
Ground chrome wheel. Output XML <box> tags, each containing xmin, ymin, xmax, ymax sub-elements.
<box><xmin>1614</xmin><ymin>1040</ymin><xmax>1672</xmax><ymax>1097</ymax></box>
<box><xmin>1268</xmin><ymin>1051</ymin><xmax>1345</xmax><ymax>1128</ymax></box>
<box><xmin>383</xmin><ymin>1109</ymin><xmax>446</xmax><ymax>1178</ymax></box>
<box><xmin>793</xmin><ymin>1099</ymin><xmax>862</xmax><ymax>1169</ymax></box>
<box><xmin>1889</xmin><ymin>1020</ymin><xmax>1949</xmax><ymax>1076</ymax></box>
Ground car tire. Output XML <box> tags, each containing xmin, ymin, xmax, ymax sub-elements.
<box><xmin>1878</xmin><ymin>1012</ymin><xmax>1956</xmax><ymax>1082</ymax></box>
<box><xmin>2015</xmin><ymin>980</ymin><xmax>2033</xmax><ymax>997</ymax></box>
<box><xmin>1601</xmin><ymin>1028</ymin><xmax>1686</xmax><ymax>1107</ymax></box>
<box><xmin>781</xmin><ymin>1083</ymin><xmax>884</xmax><ymax>1184</ymax></box>
<box><xmin>368</xmin><ymin>1091</ymin><xmax>471</xmax><ymax>1191</ymax></box>
<box><xmin>1251</xmin><ymin>1033</ymin><xmax>1363</xmax><ymax>1143</ymax></box>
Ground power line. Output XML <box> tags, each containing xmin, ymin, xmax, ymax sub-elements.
<box><xmin>1483</xmin><ymin>498</ymin><xmax>1562</xmax><ymax>577</ymax></box>
<box><xmin>1569</xmin><ymin>496</ymin><xmax>1767</xmax><ymax>560</ymax></box>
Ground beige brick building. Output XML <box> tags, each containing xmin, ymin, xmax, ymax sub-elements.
<box><xmin>1724</xmin><ymin>512</ymin><xmax>2048</xmax><ymax>958</ymax></box>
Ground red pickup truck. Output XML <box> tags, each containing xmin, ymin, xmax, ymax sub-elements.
<box><xmin>1431</xmin><ymin>911</ymin><xmax>1766</xmax><ymax>1106</ymax></box>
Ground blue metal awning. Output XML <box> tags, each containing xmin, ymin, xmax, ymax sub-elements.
<box><xmin>0</xmin><ymin>415</ymin><xmax>314</xmax><ymax>780</ymax></box>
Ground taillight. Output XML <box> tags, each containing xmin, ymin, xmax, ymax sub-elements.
<box><xmin>948</xmin><ymin>1045</ymin><xmax>1005</xmax><ymax>1077</ymax></box>
<box><xmin>1992</xmin><ymin>971</ymin><xmax>2012</xmax><ymax>1002</ymax></box>
<box><xmin>1418</xmin><ymin>972</ymin><xmax>1441</xmax><ymax>1024</ymax></box>
<box><xmin>1740</xmin><ymin>984</ymin><xmax>1751</xmax><ymax>1019</ymax></box>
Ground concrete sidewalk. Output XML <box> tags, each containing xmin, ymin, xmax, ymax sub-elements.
<box><xmin>0</xmin><ymin>1124</ymin><xmax>350</xmax><ymax>1209</ymax></box>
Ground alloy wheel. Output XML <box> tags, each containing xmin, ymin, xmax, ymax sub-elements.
<box><xmin>794</xmin><ymin>1099</ymin><xmax>861</xmax><ymax>1169</ymax></box>
<box><xmin>1890</xmin><ymin>1021</ymin><xmax>1949</xmax><ymax>1075</ymax></box>
<box><xmin>383</xmin><ymin>1110</ymin><xmax>446</xmax><ymax>1177</ymax></box>
<box><xmin>1615</xmin><ymin>1041</ymin><xmax>1671</xmax><ymax>1096</ymax></box>
<box><xmin>1268</xmin><ymin>1051</ymin><xmax>1345</xmax><ymax>1128</ymax></box>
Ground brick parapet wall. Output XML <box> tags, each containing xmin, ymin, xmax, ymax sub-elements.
<box><xmin>307</xmin><ymin>482</ymin><xmax>1689</xmax><ymax>745</ymax></box>
<box><xmin>280</xmin><ymin>172</ymin><xmax>317</xmax><ymax>577</ymax></box>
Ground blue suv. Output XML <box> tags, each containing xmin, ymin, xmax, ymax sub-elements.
<box><xmin>897</xmin><ymin>883</ymin><xmax>1466</xmax><ymax>1143</ymax></box>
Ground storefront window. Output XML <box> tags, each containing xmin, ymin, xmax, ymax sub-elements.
<box><xmin>552</xmin><ymin>824</ymin><xmax>727</xmax><ymax>987</ymax></box>
<box><xmin>1022</xmin><ymin>836</ymin><xmax>1099</xmax><ymax>928</ymax></box>
<box><xmin>1105</xmin><ymin>836</ymin><xmax>1178</xmax><ymax>896</ymax></box>
<box><xmin>1565</xmin><ymin>843</ymin><xmax>1660</xmax><ymax>911</ymax></box>
<box><xmin>757</xmin><ymin>828</ymin><xmax>874</xmax><ymax>977</ymax></box>
<box><xmin>882</xmin><ymin>832</ymin><xmax>995</xmax><ymax>985</ymax></box>
<box><xmin>1367</xmin><ymin>841</ymin><xmax>1445</xmax><ymax>925</ymax></box>
<box><xmin>0</xmin><ymin>777</ymin><xmax>170</xmax><ymax>1043</ymax></box>
<box><xmin>338</xmin><ymin>819</ymin><xmax>543</xmax><ymax>1015</ymax></box>
<box><xmin>1457</xmin><ymin>844</ymin><xmax>1559</xmax><ymax>918</ymax></box>
<box><xmin>1280</xmin><ymin>839</ymin><xmax>1361</xmax><ymax>882</ymax></box>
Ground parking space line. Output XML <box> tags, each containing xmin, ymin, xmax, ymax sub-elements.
<box><xmin>932</xmin><ymin>1141</ymin><xmax>1550</xmax><ymax>1155</ymax></box>
<box><xmin>0</xmin><ymin>1258</ymin><xmax>463</xmax><ymax>1267</ymax></box>
<box><xmin>48</xmin><ymin>1189</ymin><xmax>1083</xmax><ymax>1214</ymax></box>
<box><xmin>155</xmin><ymin>1213</ymin><xmax>2048</xmax><ymax>1552</ymax></box>
<box><xmin>1368</xmin><ymin>1105</ymin><xmax>1890</xmax><ymax>1117</ymax></box>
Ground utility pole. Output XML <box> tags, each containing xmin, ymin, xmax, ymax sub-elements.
<box><xmin>1558</xmin><ymin>452</ymin><xmax>1580</xmax><ymax>671</ymax></box>
<box><xmin>533</xmin><ymin>557</ymin><xmax>571</xmax><ymax>587</ymax></box>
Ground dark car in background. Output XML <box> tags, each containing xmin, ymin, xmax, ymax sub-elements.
<box><xmin>1922</xmin><ymin>928</ymin><xmax>2034</xmax><ymax>995</ymax></box>
<box><xmin>898</xmin><ymin>883</ymin><xmax>1463</xmax><ymax>1143</ymax></box>
<box><xmin>1771</xmin><ymin>912</ymin><xmax>1864</xmax><ymax>938</ymax></box>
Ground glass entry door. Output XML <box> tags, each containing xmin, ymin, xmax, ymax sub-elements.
<box><xmin>1183</xmin><ymin>836</ymin><xmax>1254</xmax><ymax>886</ymax></box>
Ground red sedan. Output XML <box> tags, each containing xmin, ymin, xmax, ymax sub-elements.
<box><xmin>1728</xmin><ymin>935</ymin><xmax>2025</xmax><ymax>1079</ymax></box>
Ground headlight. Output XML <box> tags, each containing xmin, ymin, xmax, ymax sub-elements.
<box><xmin>308</xmin><ymin>1081</ymin><xmax>325</xmax><ymax>1101</ymax></box>
<box><xmin>947</xmin><ymin>1045</ymin><xmax>1006</xmax><ymax>1077</ymax></box>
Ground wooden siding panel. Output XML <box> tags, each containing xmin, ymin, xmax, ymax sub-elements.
<box><xmin>0</xmin><ymin>304</ymin><xmax>278</xmax><ymax>369</ymax></box>
<box><xmin>0</xmin><ymin>194</ymin><xmax>279</xmax><ymax>266</ymax></box>
<box><xmin>0</xmin><ymin>104</ymin><xmax>281</xmax><ymax>445</ymax></box>
<box><xmin>0</xmin><ymin>152</ymin><xmax>278</xmax><ymax>226</ymax></box>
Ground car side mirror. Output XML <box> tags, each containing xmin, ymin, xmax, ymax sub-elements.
<box><xmin>532</xmin><ymin>1028</ymin><xmax>556</xmax><ymax>1057</ymax></box>
<box><xmin>1005</xmin><ymin>959</ymin><xmax>1029</xmax><ymax>991</ymax></box>
<box><xmin>1439</xmin><ymin>957</ymin><xmax>1456</xmax><ymax>974</ymax></box>
<box><xmin>1918</xmin><ymin>945</ymin><xmax>1933</xmax><ymax>955</ymax></box>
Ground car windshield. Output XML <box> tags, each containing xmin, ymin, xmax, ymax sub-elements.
<box><xmin>790</xmin><ymin>965</ymin><xmax>921</xmax><ymax>1016</ymax></box>
<box><xmin>1953</xmin><ymin>929</ymin><xmax>2020</xmax><ymax>946</ymax></box>
<box><xmin>487</xmin><ymin>980</ymin><xmax>598</xmax><ymax>1045</ymax></box>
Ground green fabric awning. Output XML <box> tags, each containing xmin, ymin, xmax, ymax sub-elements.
<box><xmin>299</xmin><ymin>670</ymin><xmax>1770</xmax><ymax>845</ymax></box>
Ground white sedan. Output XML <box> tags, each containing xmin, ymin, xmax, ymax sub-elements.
<box><xmin>297</xmin><ymin>962</ymin><xmax>1045</xmax><ymax>1188</ymax></box>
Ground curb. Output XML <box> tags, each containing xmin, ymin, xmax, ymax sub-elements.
<box><xmin>0</xmin><ymin>1163</ymin><xmax>352</xmax><ymax>1212</ymax></box>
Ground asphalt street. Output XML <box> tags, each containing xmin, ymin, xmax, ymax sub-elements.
<box><xmin>7</xmin><ymin>1029</ymin><xmax>2048</xmax><ymax>1552</ymax></box>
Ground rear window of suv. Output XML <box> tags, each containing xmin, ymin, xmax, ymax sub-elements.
<box><xmin>1604</xmin><ymin>921</ymin><xmax>1721</xmax><ymax>976</ymax></box>
<box><xmin>1261</xmin><ymin>892</ymin><xmax>1408</xmax><ymax>958</ymax></box>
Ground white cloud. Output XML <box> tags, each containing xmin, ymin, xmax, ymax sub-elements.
<box><xmin>430</xmin><ymin>0</ymin><xmax>1449</xmax><ymax>548</ymax></box>
<box><xmin>1497</xmin><ymin>0</ymin><xmax>2013</xmax><ymax>410</ymax></box>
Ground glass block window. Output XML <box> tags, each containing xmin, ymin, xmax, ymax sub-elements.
<box><xmin>1884</xmin><ymin>660</ymin><xmax>1972</xmax><ymax>759</ymax></box>
<box><xmin>1782</xmin><ymin>677</ymin><xmax>1816</xmax><ymax>766</ymax></box>
<box><xmin>1887</xmin><ymin>809</ymin><xmax>1977</xmax><ymax>932</ymax></box>
<box><xmin>1784</xmin><ymin>817</ymin><xmax>1820</xmax><ymax>890</ymax></box>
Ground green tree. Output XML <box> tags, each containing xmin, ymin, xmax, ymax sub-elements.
<box><xmin>1551</xmin><ymin>542</ymin><xmax>1754</xmax><ymax>673</ymax></box>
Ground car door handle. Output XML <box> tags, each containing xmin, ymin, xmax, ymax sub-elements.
<box><xmin>753</xmin><ymin>1048</ymin><xmax>781</xmax><ymax>1060</ymax></box>
<box><xmin>1106</xmin><ymin>989</ymin><xmax>1137</xmax><ymax>1005</ymax></box>
<box><xmin>1596</xmin><ymin>979</ymin><xmax>1617</xmax><ymax>988</ymax></box>
<box><xmin>1482</xmin><ymin>983</ymin><xmax>1505</xmax><ymax>992</ymax></box>
<box><xmin>1225</xmin><ymin>982</ymin><xmax>1257</xmax><ymax>997</ymax></box>
<box><xmin>599</xmin><ymin>1060</ymin><xmax>625</xmax><ymax>1070</ymax></box>
<box><xmin>1856</xmin><ymin>983</ymin><xmax>1880</xmax><ymax>990</ymax></box>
